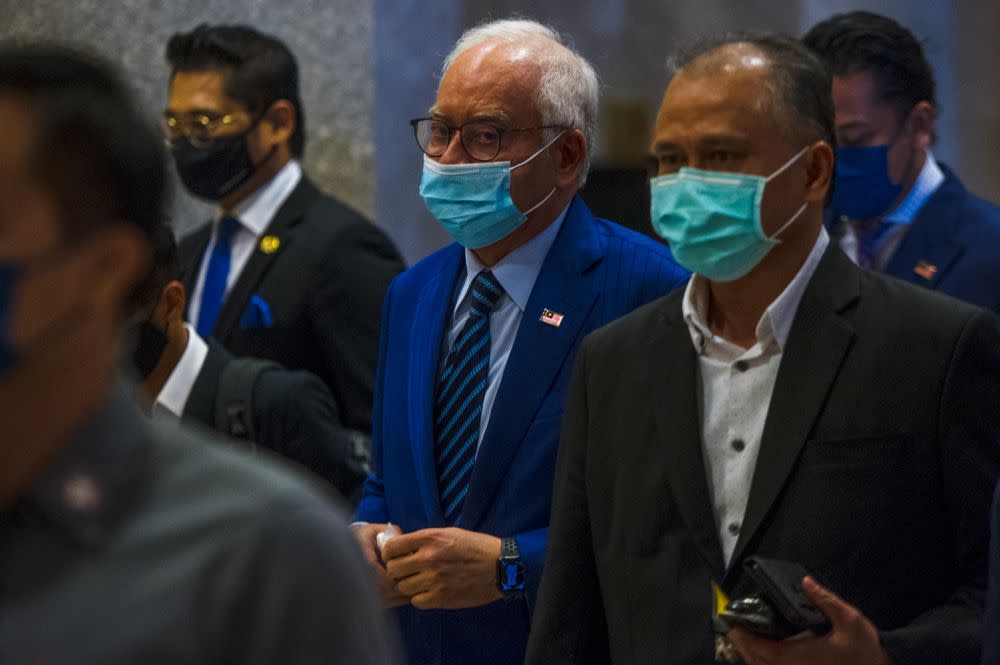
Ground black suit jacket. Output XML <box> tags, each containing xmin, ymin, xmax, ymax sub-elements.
<box><xmin>183</xmin><ymin>341</ymin><xmax>368</xmax><ymax>502</ymax></box>
<box><xmin>179</xmin><ymin>177</ymin><xmax>405</xmax><ymax>432</ymax></box>
<box><xmin>527</xmin><ymin>244</ymin><xmax>1000</xmax><ymax>665</ymax></box>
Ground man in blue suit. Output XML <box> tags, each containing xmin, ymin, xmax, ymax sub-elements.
<box><xmin>353</xmin><ymin>18</ymin><xmax>688</xmax><ymax>665</ymax></box>
<box><xmin>804</xmin><ymin>11</ymin><xmax>1000</xmax><ymax>313</ymax></box>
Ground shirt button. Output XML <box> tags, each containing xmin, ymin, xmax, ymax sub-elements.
<box><xmin>734</xmin><ymin>360</ymin><xmax>749</xmax><ymax>372</ymax></box>
<box><xmin>728</xmin><ymin>522</ymin><xmax>741</xmax><ymax>536</ymax></box>
<box><xmin>731</xmin><ymin>439</ymin><xmax>746</xmax><ymax>452</ymax></box>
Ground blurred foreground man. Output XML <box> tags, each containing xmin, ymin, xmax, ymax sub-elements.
<box><xmin>528</xmin><ymin>34</ymin><xmax>1000</xmax><ymax>665</ymax></box>
<box><xmin>354</xmin><ymin>18</ymin><xmax>688</xmax><ymax>665</ymax></box>
<box><xmin>804</xmin><ymin>11</ymin><xmax>1000</xmax><ymax>312</ymax></box>
<box><xmin>0</xmin><ymin>45</ymin><xmax>395</xmax><ymax>665</ymax></box>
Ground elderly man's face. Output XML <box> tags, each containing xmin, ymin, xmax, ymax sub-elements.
<box><xmin>431</xmin><ymin>41</ymin><xmax>559</xmax><ymax>214</ymax></box>
<box><xmin>650</xmin><ymin>46</ymin><xmax>815</xmax><ymax>240</ymax></box>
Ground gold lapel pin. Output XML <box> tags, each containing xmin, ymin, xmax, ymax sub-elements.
<box><xmin>913</xmin><ymin>261</ymin><xmax>938</xmax><ymax>281</ymax></box>
<box><xmin>259</xmin><ymin>235</ymin><xmax>281</xmax><ymax>254</ymax></box>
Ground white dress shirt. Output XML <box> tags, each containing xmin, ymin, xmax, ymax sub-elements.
<box><xmin>188</xmin><ymin>160</ymin><xmax>303</xmax><ymax>330</ymax></box>
<box><xmin>836</xmin><ymin>152</ymin><xmax>945</xmax><ymax>270</ymax></box>
<box><xmin>441</xmin><ymin>206</ymin><xmax>569</xmax><ymax>453</ymax></box>
<box><xmin>683</xmin><ymin>227</ymin><xmax>829</xmax><ymax>566</ymax></box>
<box><xmin>153</xmin><ymin>323</ymin><xmax>209</xmax><ymax>422</ymax></box>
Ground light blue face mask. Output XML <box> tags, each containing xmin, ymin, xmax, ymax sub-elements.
<box><xmin>649</xmin><ymin>146</ymin><xmax>809</xmax><ymax>282</ymax></box>
<box><xmin>419</xmin><ymin>132</ymin><xmax>563</xmax><ymax>249</ymax></box>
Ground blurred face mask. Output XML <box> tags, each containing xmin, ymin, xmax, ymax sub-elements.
<box><xmin>831</xmin><ymin>145</ymin><xmax>902</xmax><ymax>220</ymax></box>
<box><xmin>649</xmin><ymin>146</ymin><xmax>810</xmax><ymax>282</ymax></box>
<box><xmin>419</xmin><ymin>131</ymin><xmax>564</xmax><ymax>249</ymax></box>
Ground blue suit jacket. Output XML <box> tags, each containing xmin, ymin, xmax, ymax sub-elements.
<box><xmin>883</xmin><ymin>164</ymin><xmax>1000</xmax><ymax>314</ymax></box>
<box><xmin>357</xmin><ymin>196</ymin><xmax>688</xmax><ymax>665</ymax></box>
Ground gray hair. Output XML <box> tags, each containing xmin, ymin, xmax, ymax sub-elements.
<box><xmin>442</xmin><ymin>19</ymin><xmax>600</xmax><ymax>184</ymax></box>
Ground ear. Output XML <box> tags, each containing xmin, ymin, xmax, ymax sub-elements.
<box><xmin>803</xmin><ymin>140</ymin><xmax>835</xmax><ymax>205</ymax></box>
<box><xmin>553</xmin><ymin>129</ymin><xmax>587</xmax><ymax>188</ymax></box>
<box><xmin>908</xmin><ymin>101</ymin><xmax>936</xmax><ymax>151</ymax></box>
<box><xmin>160</xmin><ymin>280</ymin><xmax>187</xmax><ymax>327</ymax></box>
<box><xmin>262</xmin><ymin>99</ymin><xmax>296</xmax><ymax>148</ymax></box>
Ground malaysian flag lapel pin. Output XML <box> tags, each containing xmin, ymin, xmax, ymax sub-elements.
<box><xmin>539</xmin><ymin>308</ymin><xmax>564</xmax><ymax>328</ymax></box>
<box><xmin>913</xmin><ymin>261</ymin><xmax>938</xmax><ymax>281</ymax></box>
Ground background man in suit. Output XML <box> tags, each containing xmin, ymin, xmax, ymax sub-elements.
<box><xmin>353</xmin><ymin>19</ymin><xmax>688</xmax><ymax>665</ymax></box>
<box><xmin>527</xmin><ymin>34</ymin><xmax>1000</xmax><ymax>665</ymax></box>
<box><xmin>804</xmin><ymin>11</ymin><xmax>1000</xmax><ymax>313</ymax></box>
<box><xmin>127</xmin><ymin>224</ymin><xmax>369</xmax><ymax>501</ymax></box>
<box><xmin>165</xmin><ymin>24</ymin><xmax>405</xmax><ymax>433</ymax></box>
<box><xmin>0</xmin><ymin>44</ymin><xmax>395</xmax><ymax>664</ymax></box>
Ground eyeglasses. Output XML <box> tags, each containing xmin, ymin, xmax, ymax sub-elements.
<box><xmin>410</xmin><ymin>117</ymin><xmax>564</xmax><ymax>162</ymax></box>
<box><xmin>162</xmin><ymin>111</ymin><xmax>246</xmax><ymax>147</ymax></box>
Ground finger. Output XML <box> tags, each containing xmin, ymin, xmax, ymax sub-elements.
<box><xmin>382</xmin><ymin>530</ymin><xmax>429</xmax><ymax>561</ymax></box>
<box><xmin>385</xmin><ymin>550</ymin><xmax>426</xmax><ymax>580</ymax></box>
<box><xmin>384</xmin><ymin>593</ymin><xmax>411</xmax><ymax>609</ymax></box>
<box><xmin>410</xmin><ymin>591</ymin><xmax>440</xmax><ymax>611</ymax></box>
<box><xmin>396</xmin><ymin>571</ymin><xmax>432</xmax><ymax>597</ymax></box>
<box><xmin>727</xmin><ymin>627</ymin><xmax>780</xmax><ymax>665</ymax></box>
<box><xmin>802</xmin><ymin>576</ymin><xmax>852</xmax><ymax>630</ymax></box>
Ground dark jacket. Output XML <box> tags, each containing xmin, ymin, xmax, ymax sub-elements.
<box><xmin>183</xmin><ymin>340</ymin><xmax>368</xmax><ymax>502</ymax></box>
<box><xmin>180</xmin><ymin>177</ymin><xmax>406</xmax><ymax>433</ymax></box>
<box><xmin>528</xmin><ymin>244</ymin><xmax>1000</xmax><ymax>665</ymax></box>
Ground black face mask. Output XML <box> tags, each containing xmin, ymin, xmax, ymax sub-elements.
<box><xmin>129</xmin><ymin>321</ymin><xmax>168</xmax><ymax>380</ymax></box>
<box><xmin>170</xmin><ymin>125</ymin><xmax>260</xmax><ymax>202</ymax></box>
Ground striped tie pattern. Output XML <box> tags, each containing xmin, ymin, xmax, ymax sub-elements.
<box><xmin>435</xmin><ymin>270</ymin><xmax>504</xmax><ymax>524</ymax></box>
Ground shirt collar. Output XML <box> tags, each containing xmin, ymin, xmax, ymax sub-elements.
<box><xmin>154</xmin><ymin>323</ymin><xmax>209</xmax><ymax>421</ymax></box>
<box><xmin>215</xmin><ymin>159</ymin><xmax>303</xmax><ymax>236</ymax></box>
<box><xmin>682</xmin><ymin>226</ymin><xmax>829</xmax><ymax>355</ymax></box>
<box><xmin>455</xmin><ymin>204</ymin><xmax>569</xmax><ymax>315</ymax></box>
<box><xmin>20</xmin><ymin>387</ymin><xmax>150</xmax><ymax>546</ymax></box>
<box><xmin>883</xmin><ymin>151</ymin><xmax>945</xmax><ymax>225</ymax></box>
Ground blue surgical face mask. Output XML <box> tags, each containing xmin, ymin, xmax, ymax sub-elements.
<box><xmin>650</xmin><ymin>146</ymin><xmax>810</xmax><ymax>282</ymax></box>
<box><xmin>832</xmin><ymin>145</ymin><xmax>902</xmax><ymax>220</ymax></box>
<box><xmin>419</xmin><ymin>131</ymin><xmax>564</xmax><ymax>249</ymax></box>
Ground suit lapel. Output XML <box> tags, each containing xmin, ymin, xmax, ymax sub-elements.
<box><xmin>649</xmin><ymin>303</ymin><xmax>726</xmax><ymax>580</ymax></box>
<box><xmin>460</xmin><ymin>198</ymin><xmax>602</xmax><ymax>529</ymax></box>
<box><xmin>884</xmin><ymin>166</ymin><xmax>966</xmax><ymax>289</ymax></box>
<box><xmin>212</xmin><ymin>178</ymin><xmax>321</xmax><ymax>339</ymax></box>
<box><xmin>180</xmin><ymin>225</ymin><xmax>212</xmax><ymax>320</ymax></box>
<box><xmin>728</xmin><ymin>247</ymin><xmax>859</xmax><ymax>572</ymax></box>
<box><xmin>408</xmin><ymin>245</ymin><xmax>465</xmax><ymax>526</ymax></box>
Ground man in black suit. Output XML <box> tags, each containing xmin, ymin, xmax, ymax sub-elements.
<box><xmin>165</xmin><ymin>24</ymin><xmax>405</xmax><ymax>433</ymax></box>
<box><xmin>527</xmin><ymin>34</ymin><xmax>1000</xmax><ymax>665</ymax></box>
<box><xmin>127</xmin><ymin>223</ymin><xmax>368</xmax><ymax>501</ymax></box>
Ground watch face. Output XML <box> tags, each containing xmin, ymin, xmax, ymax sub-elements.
<box><xmin>500</xmin><ymin>560</ymin><xmax>526</xmax><ymax>592</ymax></box>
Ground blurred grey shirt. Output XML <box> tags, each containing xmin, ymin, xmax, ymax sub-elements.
<box><xmin>0</xmin><ymin>389</ymin><xmax>398</xmax><ymax>665</ymax></box>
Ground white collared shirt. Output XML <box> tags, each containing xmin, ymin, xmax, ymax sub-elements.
<box><xmin>441</xmin><ymin>205</ymin><xmax>569</xmax><ymax>452</ymax></box>
<box><xmin>188</xmin><ymin>160</ymin><xmax>303</xmax><ymax>330</ymax></box>
<box><xmin>153</xmin><ymin>324</ymin><xmax>209</xmax><ymax>422</ymax></box>
<box><xmin>683</xmin><ymin>227</ymin><xmax>829</xmax><ymax>566</ymax></box>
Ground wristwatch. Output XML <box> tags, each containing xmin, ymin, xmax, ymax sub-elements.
<box><xmin>496</xmin><ymin>537</ymin><xmax>526</xmax><ymax>600</ymax></box>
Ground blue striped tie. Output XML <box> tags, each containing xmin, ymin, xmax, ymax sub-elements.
<box><xmin>435</xmin><ymin>270</ymin><xmax>504</xmax><ymax>524</ymax></box>
<box><xmin>196</xmin><ymin>216</ymin><xmax>241</xmax><ymax>338</ymax></box>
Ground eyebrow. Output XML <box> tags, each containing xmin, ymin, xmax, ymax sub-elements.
<box><xmin>163</xmin><ymin>108</ymin><xmax>224</xmax><ymax>117</ymax></box>
<box><xmin>836</xmin><ymin>121</ymin><xmax>871</xmax><ymax>133</ymax></box>
<box><xmin>651</xmin><ymin>135</ymin><xmax>748</xmax><ymax>152</ymax></box>
<box><xmin>427</xmin><ymin>106</ymin><xmax>512</xmax><ymax>126</ymax></box>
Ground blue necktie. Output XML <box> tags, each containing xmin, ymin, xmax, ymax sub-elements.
<box><xmin>196</xmin><ymin>216</ymin><xmax>241</xmax><ymax>338</ymax></box>
<box><xmin>855</xmin><ymin>219</ymin><xmax>895</xmax><ymax>270</ymax></box>
<box><xmin>435</xmin><ymin>270</ymin><xmax>504</xmax><ymax>524</ymax></box>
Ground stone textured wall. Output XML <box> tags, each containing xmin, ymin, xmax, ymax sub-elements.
<box><xmin>0</xmin><ymin>0</ymin><xmax>375</xmax><ymax>236</ymax></box>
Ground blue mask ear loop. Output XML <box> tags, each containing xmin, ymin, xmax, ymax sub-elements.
<box><xmin>508</xmin><ymin>130</ymin><xmax>567</xmax><ymax>216</ymax></box>
<box><xmin>759</xmin><ymin>145</ymin><xmax>812</xmax><ymax>242</ymax></box>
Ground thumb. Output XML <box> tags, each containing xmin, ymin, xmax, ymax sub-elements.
<box><xmin>802</xmin><ymin>575</ymin><xmax>853</xmax><ymax>628</ymax></box>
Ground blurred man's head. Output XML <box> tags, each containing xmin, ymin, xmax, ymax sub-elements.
<box><xmin>414</xmin><ymin>19</ymin><xmax>597</xmax><ymax>265</ymax></box>
<box><xmin>803</xmin><ymin>11</ymin><xmax>936</xmax><ymax>220</ymax></box>
<box><xmin>650</xmin><ymin>34</ymin><xmax>834</xmax><ymax>283</ymax></box>
<box><xmin>165</xmin><ymin>24</ymin><xmax>302</xmax><ymax>208</ymax></box>
<box><xmin>0</xmin><ymin>44</ymin><xmax>166</xmax><ymax>505</ymax></box>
